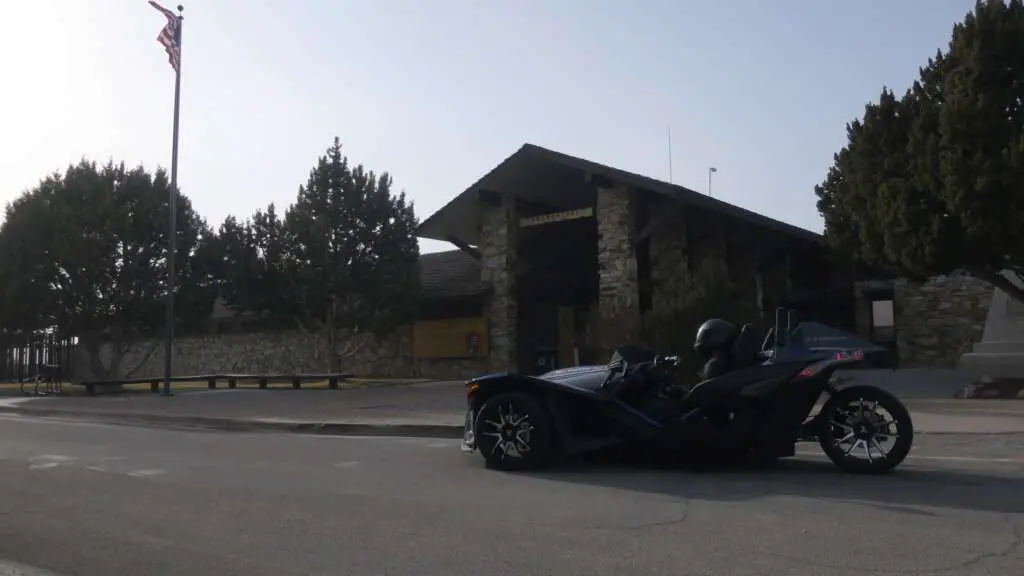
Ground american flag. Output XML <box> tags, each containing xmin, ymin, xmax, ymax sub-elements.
<box><xmin>149</xmin><ymin>1</ymin><xmax>181</xmax><ymax>73</ymax></box>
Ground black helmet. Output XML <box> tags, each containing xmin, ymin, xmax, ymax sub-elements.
<box><xmin>694</xmin><ymin>318</ymin><xmax>736</xmax><ymax>357</ymax></box>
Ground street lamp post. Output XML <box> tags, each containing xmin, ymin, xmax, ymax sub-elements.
<box><xmin>708</xmin><ymin>166</ymin><xmax>718</xmax><ymax>196</ymax></box>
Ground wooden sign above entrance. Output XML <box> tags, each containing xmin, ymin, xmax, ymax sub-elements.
<box><xmin>519</xmin><ymin>207</ymin><xmax>594</xmax><ymax>228</ymax></box>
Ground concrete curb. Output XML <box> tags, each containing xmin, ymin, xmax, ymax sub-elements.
<box><xmin>0</xmin><ymin>405</ymin><xmax>465</xmax><ymax>439</ymax></box>
<box><xmin>6</xmin><ymin>398</ymin><xmax>1023</xmax><ymax>437</ymax></box>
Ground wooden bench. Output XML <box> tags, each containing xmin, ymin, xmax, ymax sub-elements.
<box><xmin>76</xmin><ymin>373</ymin><xmax>355</xmax><ymax>395</ymax></box>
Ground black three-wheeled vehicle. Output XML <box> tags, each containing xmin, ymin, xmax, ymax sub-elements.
<box><xmin>461</xmin><ymin>309</ymin><xmax>914</xmax><ymax>474</ymax></box>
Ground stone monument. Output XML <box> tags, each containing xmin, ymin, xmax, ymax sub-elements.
<box><xmin>959</xmin><ymin>271</ymin><xmax>1024</xmax><ymax>379</ymax></box>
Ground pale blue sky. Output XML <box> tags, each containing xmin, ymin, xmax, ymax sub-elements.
<box><xmin>2</xmin><ymin>0</ymin><xmax>975</xmax><ymax>254</ymax></box>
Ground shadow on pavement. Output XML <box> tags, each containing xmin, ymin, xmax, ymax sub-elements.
<box><xmin>523</xmin><ymin>452</ymin><xmax>1024</xmax><ymax>515</ymax></box>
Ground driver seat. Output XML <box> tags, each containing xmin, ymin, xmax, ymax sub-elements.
<box><xmin>731</xmin><ymin>323</ymin><xmax>761</xmax><ymax>370</ymax></box>
<box><xmin>698</xmin><ymin>323</ymin><xmax>761</xmax><ymax>381</ymax></box>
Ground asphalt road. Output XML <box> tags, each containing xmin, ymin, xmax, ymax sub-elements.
<box><xmin>17</xmin><ymin>382</ymin><xmax>466</xmax><ymax>426</ymax></box>
<box><xmin>0</xmin><ymin>415</ymin><xmax>1022</xmax><ymax>576</ymax></box>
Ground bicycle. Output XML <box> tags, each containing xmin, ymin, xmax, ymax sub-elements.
<box><xmin>19</xmin><ymin>369</ymin><xmax>64</xmax><ymax>396</ymax></box>
<box><xmin>19</xmin><ymin>373</ymin><xmax>43</xmax><ymax>396</ymax></box>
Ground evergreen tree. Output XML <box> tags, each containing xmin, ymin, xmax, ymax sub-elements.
<box><xmin>0</xmin><ymin>160</ymin><xmax>215</xmax><ymax>378</ymax></box>
<box><xmin>214</xmin><ymin>204</ymin><xmax>294</xmax><ymax>320</ymax></box>
<box><xmin>281</xmin><ymin>138</ymin><xmax>420</xmax><ymax>371</ymax></box>
<box><xmin>816</xmin><ymin>0</ymin><xmax>1024</xmax><ymax>300</ymax></box>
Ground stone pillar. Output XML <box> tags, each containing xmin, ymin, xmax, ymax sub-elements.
<box><xmin>723</xmin><ymin>238</ymin><xmax>760</xmax><ymax>318</ymax></box>
<box><xmin>480</xmin><ymin>194</ymin><xmax>518</xmax><ymax>372</ymax></box>
<box><xmin>648</xmin><ymin>211</ymin><xmax>687</xmax><ymax>312</ymax></box>
<box><xmin>595</xmin><ymin>184</ymin><xmax>639</xmax><ymax>351</ymax></box>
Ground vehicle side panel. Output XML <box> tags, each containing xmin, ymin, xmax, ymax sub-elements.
<box><xmin>469</xmin><ymin>372</ymin><xmax>605</xmax><ymax>403</ymax></box>
<box><xmin>749</xmin><ymin>374</ymin><xmax>831</xmax><ymax>456</ymax></box>
<box><xmin>468</xmin><ymin>372</ymin><xmax>664</xmax><ymax>451</ymax></box>
<box><xmin>682</xmin><ymin>363</ymin><xmax>804</xmax><ymax>407</ymax></box>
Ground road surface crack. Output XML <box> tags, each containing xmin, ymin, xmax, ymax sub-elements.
<box><xmin>761</xmin><ymin>514</ymin><xmax>1023</xmax><ymax>574</ymax></box>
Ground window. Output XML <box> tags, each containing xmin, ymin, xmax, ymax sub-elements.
<box><xmin>871</xmin><ymin>299</ymin><xmax>895</xmax><ymax>328</ymax></box>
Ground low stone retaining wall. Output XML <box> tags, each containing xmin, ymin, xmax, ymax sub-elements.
<box><xmin>894</xmin><ymin>274</ymin><xmax>992</xmax><ymax>368</ymax></box>
<box><xmin>73</xmin><ymin>328</ymin><xmax>487</xmax><ymax>382</ymax></box>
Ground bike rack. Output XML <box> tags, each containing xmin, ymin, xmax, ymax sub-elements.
<box><xmin>19</xmin><ymin>376</ymin><xmax>64</xmax><ymax>396</ymax></box>
<box><xmin>19</xmin><ymin>365</ymin><xmax>65</xmax><ymax>397</ymax></box>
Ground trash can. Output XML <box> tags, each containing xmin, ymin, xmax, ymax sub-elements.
<box><xmin>532</xmin><ymin>347</ymin><xmax>559</xmax><ymax>375</ymax></box>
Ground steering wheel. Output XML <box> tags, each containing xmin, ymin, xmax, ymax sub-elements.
<box><xmin>608</xmin><ymin>355</ymin><xmax>679</xmax><ymax>401</ymax></box>
<box><xmin>603</xmin><ymin>357</ymin><xmax>650</xmax><ymax>399</ymax></box>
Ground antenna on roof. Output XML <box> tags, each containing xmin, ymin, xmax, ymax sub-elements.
<box><xmin>666</xmin><ymin>124</ymin><xmax>673</xmax><ymax>184</ymax></box>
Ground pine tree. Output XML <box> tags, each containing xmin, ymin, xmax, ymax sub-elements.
<box><xmin>281</xmin><ymin>138</ymin><xmax>420</xmax><ymax>371</ymax></box>
<box><xmin>0</xmin><ymin>160</ymin><xmax>215</xmax><ymax>378</ymax></box>
<box><xmin>816</xmin><ymin>0</ymin><xmax>1024</xmax><ymax>300</ymax></box>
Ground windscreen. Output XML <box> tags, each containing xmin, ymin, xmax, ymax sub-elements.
<box><xmin>792</xmin><ymin>322</ymin><xmax>887</xmax><ymax>353</ymax></box>
<box><xmin>608</xmin><ymin>345</ymin><xmax>658</xmax><ymax>367</ymax></box>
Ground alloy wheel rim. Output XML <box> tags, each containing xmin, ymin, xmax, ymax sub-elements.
<box><xmin>829</xmin><ymin>397</ymin><xmax>901</xmax><ymax>463</ymax></box>
<box><xmin>481</xmin><ymin>402</ymin><xmax>535</xmax><ymax>460</ymax></box>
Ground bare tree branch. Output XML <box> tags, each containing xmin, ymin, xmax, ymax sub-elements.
<box><xmin>338</xmin><ymin>332</ymin><xmax>372</xmax><ymax>358</ymax></box>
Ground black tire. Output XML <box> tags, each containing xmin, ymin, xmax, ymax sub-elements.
<box><xmin>473</xmin><ymin>391</ymin><xmax>556</xmax><ymax>471</ymax></box>
<box><xmin>818</xmin><ymin>386</ymin><xmax>914</xmax><ymax>474</ymax></box>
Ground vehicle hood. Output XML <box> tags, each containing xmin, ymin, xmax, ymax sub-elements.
<box><xmin>469</xmin><ymin>365</ymin><xmax>610</xmax><ymax>392</ymax></box>
<box><xmin>535</xmin><ymin>365</ymin><xmax>610</xmax><ymax>391</ymax></box>
<box><xmin>538</xmin><ymin>365</ymin><xmax>608</xmax><ymax>380</ymax></box>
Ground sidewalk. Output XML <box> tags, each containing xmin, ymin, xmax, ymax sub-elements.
<box><xmin>0</xmin><ymin>376</ymin><xmax>437</xmax><ymax>395</ymax></box>
<box><xmin>835</xmin><ymin>368</ymin><xmax>1024</xmax><ymax>399</ymax></box>
<box><xmin>0</xmin><ymin>381</ymin><xmax>469</xmax><ymax>438</ymax></box>
<box><xmin>4</xmin><ymin>379</ymin><xmax>1024</xmax><ymax>437</ymax></box>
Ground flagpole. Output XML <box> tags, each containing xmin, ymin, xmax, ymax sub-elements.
<box><xmin>163</xmin><ymin>4</ymin><xmax>184</xmax><ymax>397</ymax></box>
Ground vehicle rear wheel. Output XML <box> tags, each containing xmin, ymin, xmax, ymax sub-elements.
<box><xmin>474</xmin><ymin>392</ymin><xmax>555</xmax><ymax>471</ymax></box>
<box><xmin>818</xmin><ymin>386</ymin><xmax>914</xmax><ymax>474</ymax></box>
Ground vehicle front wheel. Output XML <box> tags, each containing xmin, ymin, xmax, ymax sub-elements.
<box><xmin>818</xmin><ymin>386</ymin><xmax>914</xmax><ymax>474</ymax></box>
<box><xmin>474</xmin><ymin>392</ymin><xmax>555</xmax><ymax>471</ymax></box>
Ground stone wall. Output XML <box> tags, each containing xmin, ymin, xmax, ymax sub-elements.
<box><xmin>595</xmin><ymin>185</ymin><xmax>640</xmax><ymax>350</ymax></box>
<box><xmin>647</xmin><ymin>207</ymin><xmax>781</xmax><ymax>320</ymax></box>
<box><xmin>758</xmin><ymin>255</ymin><xmax>790</xmax><ymax>317</ymax></box>
<box><xmin>725</xmin><ymin>237</ymin><xmax>763</xmax><ymax>319</ymax></box>
<box><xmin>73</xmin><ymin>327</ymin><xmax>487</xmax><ymax>382</ymax></box>
<box><xmin>648</xmin><ymin>208</ymin><xmax>686</xmax><ymax>313</ymax></box>
<box><xmin>479</xmin><ymin>194</ymin><xmax>518</xmax><ymax>372</ymax></box>
<box><xmin>894</xmin><ymin>274</ymin><xmax>993</xmax><ymax>368</ymax></box>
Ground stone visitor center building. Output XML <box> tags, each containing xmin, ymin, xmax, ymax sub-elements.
<box><xmin>416</xmin><ymin>144</ymin><xmax>836</xmax><ymax>377</ymax></box>
<box><xmin>82</xmin><ymin>144</ymin><xmax>1011</xmax><ymax>381</ymax></box>
<box><xmin>416</xmin><ymin>144</ymin><xmax>1012</xmax><ymax>378</ymax></box>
